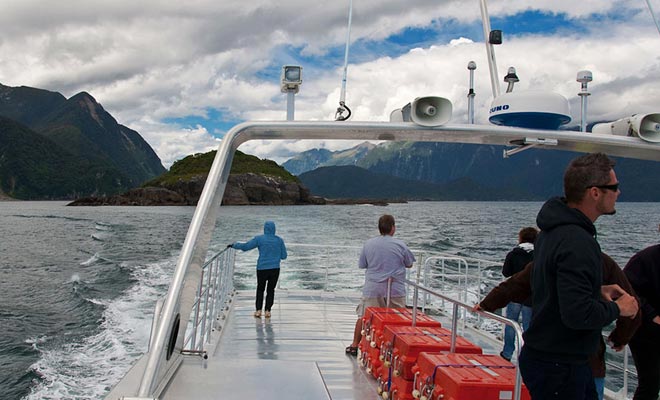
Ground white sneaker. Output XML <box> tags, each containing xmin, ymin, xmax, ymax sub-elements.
<box><xmin>254</xmin><ymin>310</ymin><xmax>262</xmax><ymax>318</ymax></box>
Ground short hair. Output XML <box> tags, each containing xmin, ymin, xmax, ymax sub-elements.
<box><xmin>519</xmin><ymin>227</ymin><xmax>538</xmax><ymax>244</ymax></box>
<box><xmin>378</xmin><ymin>214</ymin><xmax>395</xmax><ymax>235</ymax></box>
<box><xmin>564</xmin><ymin>153</ymin><xmax>616</xmax><ymax>203</ymax></box>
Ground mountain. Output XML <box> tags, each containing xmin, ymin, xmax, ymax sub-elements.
<box><xmin>0</xmin><ymin>83</ymin><xmax>166</xmax><ymax>199</ymax></box>
<box><xmin>298</xmin><ymin>165</ymin><xmax>531</xmax><ymax>201</ymax></box>
<box><xmin>282</xmin><ymin>142</ymin><xmax>375</xmax><ymax>175</ymax></box>
<box><xmin>0</xmin><ymin>116</ymin><xmax>128</xmax><ymax>199</ymax></box>
<box><xmin>286</xmin><ymin>141</ymin><xmax>660</xmax><ymax>201</ymax></box>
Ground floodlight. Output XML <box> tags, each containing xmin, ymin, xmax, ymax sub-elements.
<box><xmin>281</xmin><ymin>65</ymin><xmax>303</xmax><ymax>94</ymax></box>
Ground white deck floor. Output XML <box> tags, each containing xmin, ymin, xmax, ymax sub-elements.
<box><xmin>159</xmin><ymin>289</ymin><xmax>382</xmax><ymax>399</ymax></box>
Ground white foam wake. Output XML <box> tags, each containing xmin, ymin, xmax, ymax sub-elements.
<box><xmin>23</xmin><ymin>255</ymin><xmax>176</xmax><ymax>400</ymax></box>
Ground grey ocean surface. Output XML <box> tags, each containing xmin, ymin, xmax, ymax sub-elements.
<box><xmin>1</xmin><ymin>201</ymin><xmax>658</xmax><ymax>400</ymax></box>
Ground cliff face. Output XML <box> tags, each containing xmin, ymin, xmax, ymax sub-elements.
<box><xmin>68</xmin><ymin>172</ymin><xmax>324</xmax><ymax>206</ymax></box>
<box><xmin>223</xmin><ymin>173</ymin><xmax>319</xmax><ymax>205</ymax></box>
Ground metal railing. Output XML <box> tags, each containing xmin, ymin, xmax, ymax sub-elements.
<box><xmin>182</xmin><ymin>247</ymin><xmax>236</xmax><ymax>355</ymax></box>
<box><xmin>201</xmin><ymin>243</ymin><xmax>636</xmax><ymax>399</ymax></box>
<box><xmin>397</xmin><ymin>277</ymin><xmax>526</xmax><ymax>400</ymax></box>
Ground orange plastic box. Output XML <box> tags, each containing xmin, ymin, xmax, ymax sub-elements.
<box><xmin>362</xmin><ymin>307</ymin><xmax>441</xmax><ymax>350</ymax></box>
<box><xmin>378</xmin><ymin>373</ymin><xmax>415</xmax><ymax>400</ymax></box>
<box><xmin>360</xmin><ymin>307</ymin><xmax>442</xmax><ymax>379</ymax></box>
<box><xmin>383</xmin><ymin>325</ymin><xmax>482</xmax><ymax>380</ymax></box>
<box><xmin>411</xmin><ymin>353</ymin><xmax>531</xmax><ymax>400</ymax></box>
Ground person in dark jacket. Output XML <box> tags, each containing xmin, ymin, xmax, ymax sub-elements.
<box><xmin>475</xmin><ymin>253</ymin><xmax>641</xmax><ymax>400</ymax></box>
<box><xmin>520</xmin><ymin>152</ymin><xmax>639</xmax><ymax>400</ymax></box>
<box><xmin>624</xmin><ymin>244</ymin><xmax>660</xmax><ymax>400</ymax></box>
<box><xmin>231</xmin><ymin>221</ymin><xmax>287</xmax><ymax>318</ymax></box>
<box><xmin>500</xmin><ymin>226</ymin><xmax>538</xmax><ymax>361</ymax></box>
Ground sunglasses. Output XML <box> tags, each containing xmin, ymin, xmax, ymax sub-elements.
<box><xmin>588</xmin><ymin>183</ymin><xmax>620</xmax><ymax>192</ymax></box>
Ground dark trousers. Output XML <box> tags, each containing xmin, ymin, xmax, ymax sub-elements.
<box><xmin>629</xmin><ymin>323</ymin><xmax>660</xmax><ymax>400</ymax></box>
<box><xmin>519</xmin><ymin>346</ymin><xmax>597</xmax><ymax>400</ymax></box>
<box><xmin>256</xmin><ymin>268</ymin><xmax>280</xmax><ymax>311</ymax></box>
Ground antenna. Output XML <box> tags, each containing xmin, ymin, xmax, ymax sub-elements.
<box><xmin>467</xmin><ymin>61</ymin><xmax>477</xmax><ymax>124</ymax></box>
<box><xmin>577</xmin><ymin>70</ymin><xmax>592</xmax><ymax>132</ymax></box>
<box><xmin>335</xmin><ymin>0</ymin><xmax>353</xmax><ymax>121</ymax></box>
<box><xmin>479</xmin><ymin>0</ymin><xmax>501</xmax><ymax>98</ymax></box>
<box><xmin>644</xmin><ymin>0</ymin><xmax>660</xmax><ymax>37</ymax></box>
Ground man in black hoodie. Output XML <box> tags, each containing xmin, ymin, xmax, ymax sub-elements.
<box><xmin>519</xmin><ymin>152</ymin><xmax>639</xmax><ymax>400</ymax></box>
<box><xmin>624</xmin><ymin>244</ymin><xmax>660</xmax><ymax>400</ymax></box>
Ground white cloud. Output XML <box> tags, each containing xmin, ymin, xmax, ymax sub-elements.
<box><xmin>0</xmin><ymin>0</ymin><xmax>657</xmax><ymax>167</ymax></box>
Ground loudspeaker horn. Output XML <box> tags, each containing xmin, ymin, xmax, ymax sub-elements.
<box><xmin>631</xmin><ymin>113</ymin><xmax>660</xmax><ymax>143</ymax></box>
<box><xmin>388</xmin><ymin>96</ymin><xmax>452</xmax><ymax>126</ymax></box>
<box><xmin>410</xmin><ymin>96</ymin><xmax>452</xmax><ymax>126</ymax></box>
<box><xmin>592</xmin><ymin>113</ymin><xmax>660</xmax><ymax>143</ymax></box>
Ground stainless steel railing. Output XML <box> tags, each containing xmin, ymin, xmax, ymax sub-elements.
<box><xmin>205</xmin><ymin>243</ymin><xmax>636</xmax><ymax>398</ymax></box>
<box><xmin>399</xmin><ymin>277</ymin><xmax>526</xmax><ymax>400</ymax></box>
<box><xmin>182</xmin><ymin>247</ymin><xmax>235</xmax><ymax>355</ymax></box>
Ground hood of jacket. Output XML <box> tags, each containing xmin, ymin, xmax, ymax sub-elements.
<box><xmin>263</xmin><ymin>221</ymin><xmax>276</xmax><ymax>235</ymax></box>
<box><xmin>536</xmin><ymin>197</ymin><xmax>596</xmax><ymax>236</ymax></box>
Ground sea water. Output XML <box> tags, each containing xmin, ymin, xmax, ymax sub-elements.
<box><xmin>1</xmin><ymin>201</ymin><xmax>658</xmax><ymax>400</ymax></box>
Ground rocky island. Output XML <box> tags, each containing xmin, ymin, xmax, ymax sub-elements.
<box><xmin>68</xmin><ymin>150</ymin><xmax>326</xmax><ymax>206</ymax></box>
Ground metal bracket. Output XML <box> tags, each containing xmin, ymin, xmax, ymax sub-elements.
<box><xmin>503</xmin><ymin>137</ymin><xmax>558</xmax><ymax>158</ymax></box>
<box><xmin>181</xmin><ymin>349</ymin><xmax>208</xmax><ymax>359</ymax></box>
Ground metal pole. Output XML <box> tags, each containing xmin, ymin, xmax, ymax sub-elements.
<box><xmin>645</xmin><ymin>0</ymin><xmax>660</xmax><ymax>37</ymax></box>
<box><xmin>580</xmin><ymin>94</ymin><xmax>588</xmax><ymax>132</ymax></box>
<box><xmin>339</xmin><ymin>0</ymin><xmax>353</xmax><ymax>105</ymax></box>
<box><xmin>386</xmin><ymin>278</ymin><xmax>392</xmax><ymax>307</ymax></box>
<box><xmin>479</xmin><ymin>0</ymin><xmax>500</xmax><ymax>98</ymax></box>
<box><xmin>450</xmin><ymin>303</ymin><xmax>459</xmax><ymax>353</ymax></box>
<box><xmin>286</xmin><ymin>90</ymin><xmax>295</xmax><ymax>121</ymax></box>
<box><xmin>468</xmin><ymin>61</ymin><xmax>476</xmax><ymax>124</ymax></box>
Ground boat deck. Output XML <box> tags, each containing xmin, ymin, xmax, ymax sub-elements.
<box><xmin>160</xmin><ymin>289</ymin><xmax>381</xmax><ymax>399</ymax></box>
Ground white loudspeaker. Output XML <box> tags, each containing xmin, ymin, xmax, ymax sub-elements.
<box><xmin>410</xmin><ymin>96</ymin><xmax>452</xmax><ymax>126</ymax></box>
<box><xmin>388</xmin><ymin>97</ymin><xmax>452</xmax><ymax>126</ymax></box>
<box><xmin>592</xmin><ymin>113</ymin><xmax>660</xmax><ymax>143</ymax></box>
<box><xmin>632</xmin><ymin>113</ymin><xmax>660</xmax><ymax>143</ymax></box>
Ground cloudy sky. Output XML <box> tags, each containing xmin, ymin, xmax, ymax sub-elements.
<box><xmin>1</xmin><ymin>0</ymin><xmax>659</xmax><ymax>167</ymax></box>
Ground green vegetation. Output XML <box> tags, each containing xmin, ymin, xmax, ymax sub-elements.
<box><xmin>0</xmin><ymin>83</ymin><xmax>166</xmax><ymax>199</ymax></box>
<box><xmin>144</xmin><ymin>150</ymin><xmax>299</xmax><ymax>187</ymax></box>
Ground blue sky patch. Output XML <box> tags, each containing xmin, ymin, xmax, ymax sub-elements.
<box><xmin>163</xmin><ymin>108</ymin><xmax>238</xmax><ymax>138</ymax></box>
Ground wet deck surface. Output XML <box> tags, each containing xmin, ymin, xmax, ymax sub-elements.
<box><xmin>161</xmin><ymin>289</ymin><xmax>381</xmax><ymax>399</ymax></box>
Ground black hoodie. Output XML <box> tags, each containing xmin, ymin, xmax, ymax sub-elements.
<box><xmin>624</xmin><ymin>244</ymin><xmax>660</xmax><ymax>325</ymax></box>
<box><xmin>523</xmin><ymin>197</ymin><xmax>620</xmax><ymax>363</ymax></box>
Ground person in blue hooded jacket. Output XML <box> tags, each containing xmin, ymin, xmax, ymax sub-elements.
<box><xmin>230</xmin><ymin>221</ymin><xmax>287</xmax><ymax>318</ymax></box>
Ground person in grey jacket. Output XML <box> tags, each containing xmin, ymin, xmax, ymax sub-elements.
<box><xmin>231</xmin><ymin>221</ymin><xmax>287</xmax><ymax>318</ymax></box>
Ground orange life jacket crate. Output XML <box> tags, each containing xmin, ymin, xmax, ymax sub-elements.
<box><xmin>362</xmin><ymin>307</ymin><xmax>442</xmax><ymax>350</ymax></box>
<box><xmin>411</xmin><ymin>353</ymin><xmax>531</xmax><ymax>400</ymax></box>
<box><xmin>358</xmin><ymin>337</ymin><xmax>384</xmax><ymax>379</ymax></box>
<box><xmin>360</xmin><ymin>307</ymin><xmax>442</xmax><ymax>379</ymax></box>
<box><xmin>378</xmin><ymin>373</ymin><xmax>415</xmax><ymax>400</ymax></box>
<box><xmin>382</xmin><ymin>325</ymin><xmax>482</xmax><ymax>380</ymax></box>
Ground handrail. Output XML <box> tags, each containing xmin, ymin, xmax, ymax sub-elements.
<box><xmin>183</xmin><ymin>248</ymin><xmax>235</xmax><ymax>354</ymax></box>
<box><xmin>138</xmin><ymin>241</ymin><xmax>637</xmax><ymax>400</ymax></box>
<box><xmin>402</xmin><ymin>277</ymin><xmax>525</xmax><ymax>400</ymax></box>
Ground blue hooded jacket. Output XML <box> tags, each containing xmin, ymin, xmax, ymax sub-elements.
<box><xmin>232</xmin><ymin>221</ymin><xmax>287</xmax><ymax>270</ymax></box>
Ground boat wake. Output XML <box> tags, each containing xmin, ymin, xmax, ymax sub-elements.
<box><xmin>23</xmin><ymin>256</ymin><xmax>176</xmax><ymax>400</ymax></box>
